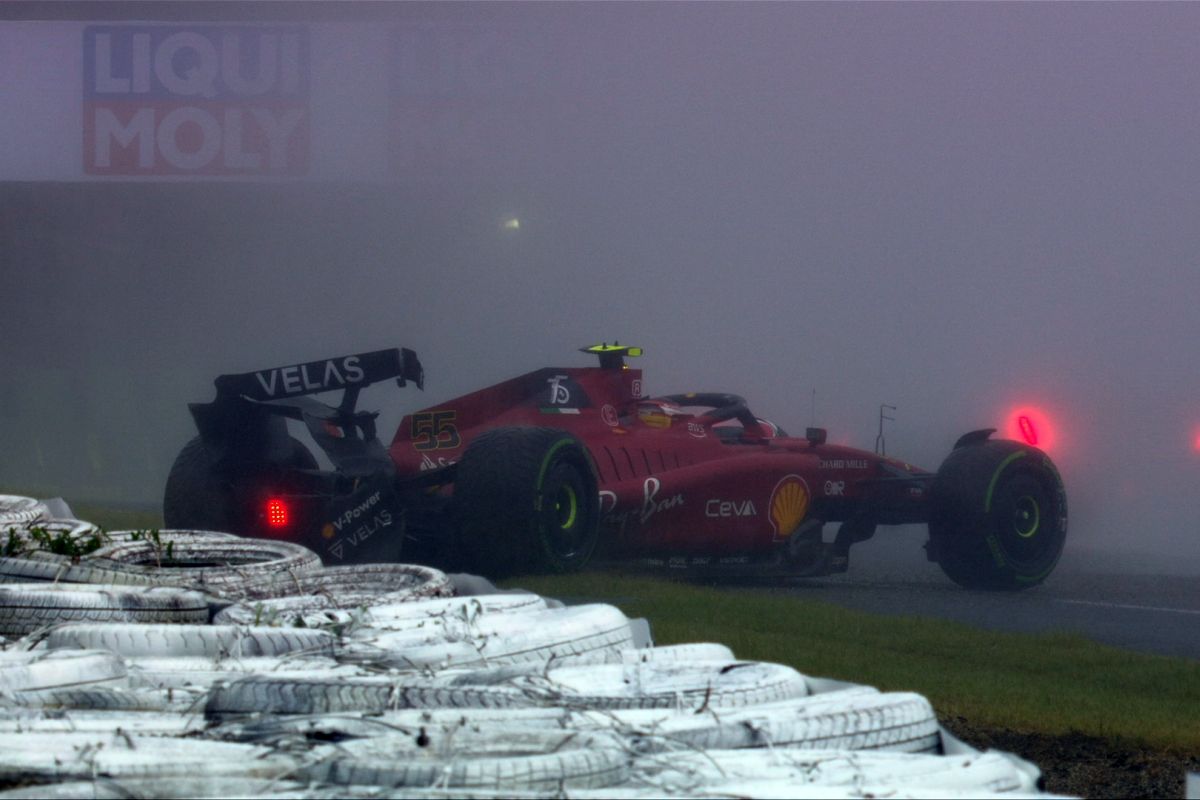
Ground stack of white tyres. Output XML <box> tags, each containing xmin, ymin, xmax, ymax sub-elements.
<box><xmin>0</xmin><ymin>496</ymin><xmax>50</xmax><ymax>530</ymax></box>
<box><xmin>0</xmin><ymin>500</ymin><xmax>1060</xmax><ymax>799</ymax></box>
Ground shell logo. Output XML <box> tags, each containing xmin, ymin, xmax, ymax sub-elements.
<box><xmin>768</xmin><ymin>475</ymin><xmax>809</xmax><ymax>540</ymax></box>
<box><xmin>321</xmin><ymin>523</ymin><xmax>336</xmax><ymax>540</ymax></box>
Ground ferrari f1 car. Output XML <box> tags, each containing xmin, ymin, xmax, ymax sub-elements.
<box><xmin>164</xmin><ymin>344</ymin><xmax>1067</xmax><ymax>589</ymax></box>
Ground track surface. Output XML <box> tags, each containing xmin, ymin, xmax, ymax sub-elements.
<box><xmin>762</xmin><ymin>527</ymin><xmax>1200</xmax><ymax>660</ymax></box>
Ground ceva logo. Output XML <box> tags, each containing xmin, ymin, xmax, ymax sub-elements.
<box><xmin>83</xmin><ymin>26</ymin><xmax>310</xmax><ymax>176</ymax></box>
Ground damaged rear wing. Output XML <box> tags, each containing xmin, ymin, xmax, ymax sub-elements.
<box><xmin>213</xmin><ymin>348</ymin><xmax>424</xmax><ymax>402</ymax></box>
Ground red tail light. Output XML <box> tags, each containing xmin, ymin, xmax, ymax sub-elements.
<box><xmin>1017</xmin><ymin>415</ymin><xmax>1038</xmax><ymax>445</ymax></box>
<box><xmin>265</xmin><ymin>498</ymin><xmax>289</xmax><ymax>528</ymax></box>
<box><xmin>1005</xmin><ymin>406</ymin><xmax>1055</xmax><ymax>452</ymax></box>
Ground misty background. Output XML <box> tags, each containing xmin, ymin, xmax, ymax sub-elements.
<box><xmin>2</xmin><ymin>2</ymin><xmax>1198</xmax><ymax>573</ymax></box>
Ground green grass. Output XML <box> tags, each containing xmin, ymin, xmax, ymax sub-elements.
<box><xmin>61</xmin><ymin>501</ymin><xmax>162</xmax><ymax>532</ymax></box>
<box><xmin>510</xmin><ymin>571</ymin><xmax>1200</xmax><ymax>754</ymax></box>
<box><xmin>2</xmin><ymin>488</ymin><xmax>162</xmax><ymax>532</ymax></box>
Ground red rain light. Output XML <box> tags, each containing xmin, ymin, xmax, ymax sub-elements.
<box><xmin>1017</xmin><ymin>415</ymin><xmax>1038</xmax><ymax>445</ymax></box>
<box><xmin>266</xmin><ymin>498</ymin><xmax>289</xmax><ymax>528</ymax></box>
<box><xmin>1004</xmin><ymin>405</ymin><xmax>1056</xmax><ymax>452</ymax></box>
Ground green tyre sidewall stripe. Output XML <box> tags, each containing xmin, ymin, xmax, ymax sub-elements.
<box><xmin>983</xmin><ymin>450</ymin><xmax>1026</xmax><ymax>513</ymax></box>
<box><xmin>559</xmin><ymin>483</ymin><xmax>578</xmax><ymax>530</ymax></box>
<box><xmin>535</xmin><ymin>439</ymin><xmax>577</xmax><ymax>512</ymax></box>
<box><xmin>533</xmin><ymin>435</ymin><xmax>598</xmax><ymax>569</ymax></box>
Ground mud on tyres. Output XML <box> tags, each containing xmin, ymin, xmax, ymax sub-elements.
<box><xmin>929</xmin><ymin>439</ymin><xmax>1067</xmax><ymax>590</ymax></box>
<box><xmin>454</xmin><ymin>426</ymin><xmax>600</xmax><ymax>578</ymax></box>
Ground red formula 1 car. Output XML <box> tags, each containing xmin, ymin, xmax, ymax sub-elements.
<box><xmin>164</xmin><ymin>344</ymin><xmax>1067</xmax><ymax>589</ymax></box>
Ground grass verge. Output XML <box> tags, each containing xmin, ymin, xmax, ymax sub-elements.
<box><xmin>510</xmin><ymin>571</ymin><xmax>1200</xmax><ymax>754</ymax></box>
<box><xmin>2</xmin><ymin>488</ymin><xmax>162</xmax><ymax>532</ymax></box>
<box><xmin>61</xmin><ymin>501</ymin><xmax>162</xmax><ymax>532</ymax></box>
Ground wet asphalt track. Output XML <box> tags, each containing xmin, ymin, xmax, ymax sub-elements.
<box><xmin>763</xmin><ymin>526</ymin><xmax>1200</xmax><ymax>660</ymax></box>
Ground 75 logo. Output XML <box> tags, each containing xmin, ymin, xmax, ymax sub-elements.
<box><xmin>410</xmin><ymin>410</ymin><xmax>460</xmax><ymax>451</ymax></box>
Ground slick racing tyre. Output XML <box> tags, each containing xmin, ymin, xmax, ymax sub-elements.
<box><xmin>929</xmin><ymin>439</ymin><xmax>1067</xmax><ymax>590</ymax></box>
<box><xmin>454</xmin><ymin>426</ymin><xmax>601</xmax><ymax>578</ymax></box>
<box><xmin>163</xmin><ymin>435</ymin><xmax>316</xmax><ymax>534</ymax></box>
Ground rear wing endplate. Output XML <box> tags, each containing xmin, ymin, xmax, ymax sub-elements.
<box><xmin>213</xmin><ymin>348</ymin><xmax>424</xmax><ymax>402</ymax></box>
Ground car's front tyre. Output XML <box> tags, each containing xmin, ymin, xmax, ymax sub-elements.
<box><xmin>928</xmin><ymin>439</ymin><xmax>1067</xmax><ymax>590</ymax></box>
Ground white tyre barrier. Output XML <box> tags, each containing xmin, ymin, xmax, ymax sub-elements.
<box><xmin>0</xmin><ymin>650</ymin><xmax>128</xmax><ymax>693</ymax></box>
<box><xmin>99</xmin><ymin>529</ymin><xmax>242</xmax><ymax>550</ymax></box>
<box><xmin>343</xmin><ymin>603</ymin><xmax>634</xmax><ymax>669</ymax></box>
<box><xmin>216</xmin><ymin>591</ymin><xmax>548</xmax><ymax>640</ymax></box>
<box><xmin>300</xmin><ymin>728</ymin><xmax>629</xmax><ymax>791</ymax></box>
<box><xmin>213</xmin><ymin>706</ymin><xmax>581</xmax><ymax>743</ymax></box>
<box><xmin>6</xmin><ymin>685</ymin><xmax>205</xmax><ymax>713</ymax></box>
<box><xmin>211</xmin><ymin>592</ymin><xmax>529</xmax><ymax>631</ymax></box>
<box><xmin>0</xmin><ymin>495</ymin><xmax>1050</xmax><ymax>800</ymax></box>
<box><xmin>46</xmin><ymin>623</ymin><xmax>336</xmax><ymax>659</ymax></box>
<box><xmin>0</xmin><ymin>519</ymin><xmax>103</xmax><ymax>549</ymax></box>
<box><xmin>205</xmin><ymin>657</ymin><xmax>806</xmax><ymax>717</ymax></box>
<box><xmin>0</xmin><ymin>554</ymin><xmax>154</xmax><ymax>586</ymax></box>
<box><xmin>0</xmin><ymin>531</ymin><xmax>235</xmax><ymax>585</ymax></box>
<box><xmin>0</xmin><ymin>585</ymin><xmax>208</xmax><ymax>637</ymax></box>
<box><xmin>566</xmin><ymin>786</ymin><xmax>1056</xmax><ymax>800</ymax></box>
<box><xmin>517</xmin><ymin>659</ymin><xmax>810</xmax><ymax>711</ymax></box>
<box><xmin>0</xmin><ymin>496</ymin><xmax>50</xmax><ymax>529</ymax></box>
<box><xmin>353</xmin><ymin>593</ymin><xmax>548</xmax><ymax>629</ymax></box>
<box><xmin>85</xmin><ymin>539</ymin><xmax>321</xmax><ymax>594</ymax></box>
<box><xmin>0</xmin><ymin>783</ymin><xmax>135</xmax><ymax>800</ymax></box>
<box><xmin>0</xmin><ymin>778</ymin><xmax>313</xmax><ymax>799</ymax></box>
<box><xmin>126</xmin><ymin>657</ymin><xmax>357</xmax><ymax>690</ymax></box>
<box><xmin>0</xmin><ymin>711</ymin><xmax>207</xmax><ymax>737</ymax></box>
<box><xmin>212</xmin><ymin>596</ymin><xmax>357</xmax><ymax>628</ymax></box>
<box><xmin>0</xmin><ymin>732</ymin><xmax>301</xmax><ymax>783</ymax></box>
<box><xmin>204</xmin><ymin>673</ymin><xmax>507</xmax><ymax>716</ymax></box>
<box><xmin>630</xmin><ymin>748</ymin><xmax>1038</xmax><ymax>794</ymax></box>
<box><xmin>597</xmin><ymin>642</ymin><xmax>734</xmax><ymax>665</ymax></box>
<box><xmin>614</xmin><ymin>687</ymin><xmax>940</xmax><ymax>754</ymax></box>
<box><xmin>236</xmin><ymin>563</ymin><xmax>454</xmax><ymax>603</ymax></box>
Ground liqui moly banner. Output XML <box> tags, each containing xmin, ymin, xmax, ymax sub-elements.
<box><xmin>83</xmin><ymin>26</ymin><xmax>311</xmax><ymax>176</ymax></box>
<box><xmin>0</xmin><ymin>20</ymin><xmax>573</xmax><ymax>182</ymax></box>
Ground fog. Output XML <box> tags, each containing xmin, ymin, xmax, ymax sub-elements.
<box><xmin>2</xmin><ymin>2</ymin><xmax>1199</xmax><ymax>573</ymax></box>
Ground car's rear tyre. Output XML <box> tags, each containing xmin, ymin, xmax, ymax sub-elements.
<box><xmin>162</xmin><ymin>436</ymin><xmax>316</xmax><ymax>535</ymax></box>
<box><xmin>929</xmin><ymin>440</ymin><xmax>1067</xmax><ymax>590</ymax></box>
<box><xmin>454</xmin><ymin>426</ymin><xmax>600</xmax><ymax>578</ymax></box>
